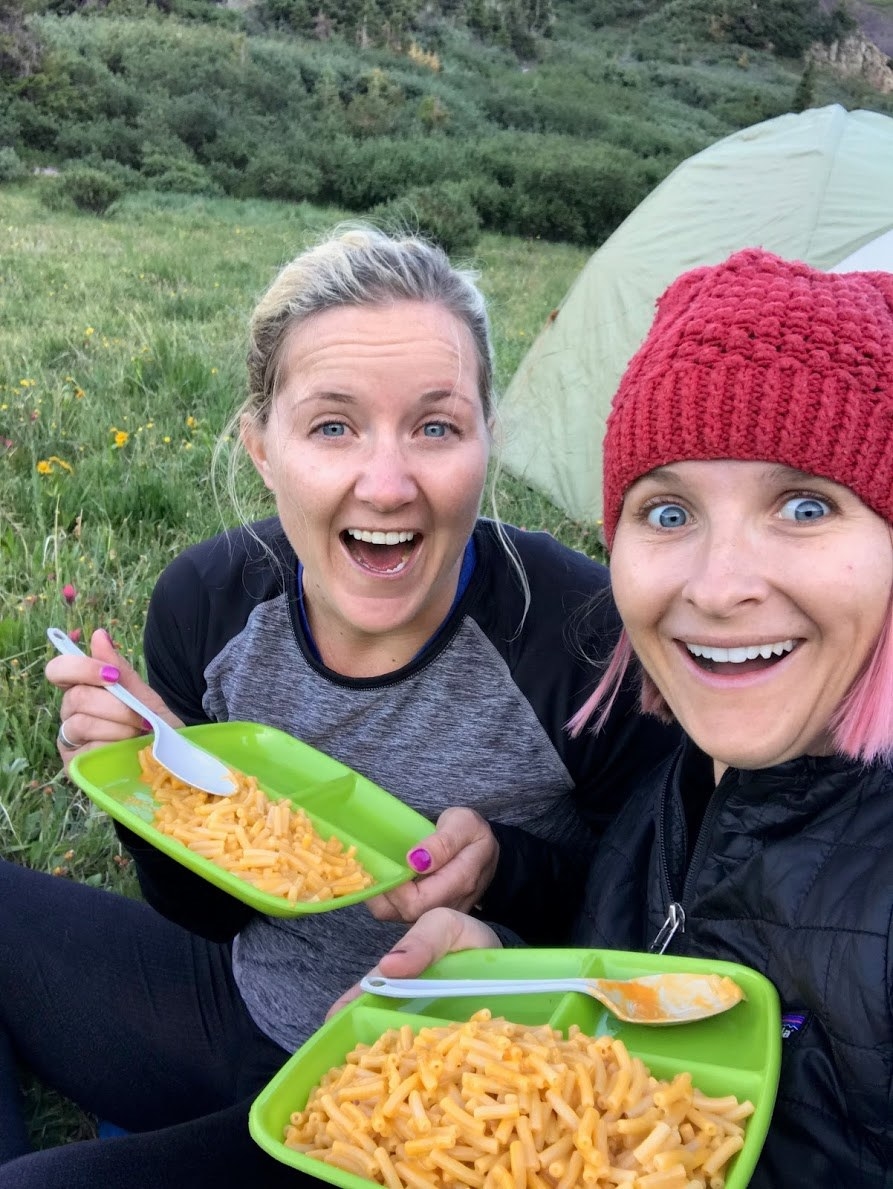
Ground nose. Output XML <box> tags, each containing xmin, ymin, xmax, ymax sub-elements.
<box><xmin>681</xmin><ymin>528</ymin><xmax>771</xmax><ymax>617</ymax></box>
<box><xmin>353</xmin><ymin>440</ymin><xmax>418</xmax><ymax>511</ymax></box>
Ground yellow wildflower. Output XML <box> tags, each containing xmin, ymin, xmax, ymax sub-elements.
<box><xmin>163</xmin><ymin>435</ymin><xmax>171</xmax><ymax>444</ymax></box>
<box><xmin>84</xmin><ymin>327</ymin><xmax>95</xmax><ymax>337</ymax></box>
<box><xmin>186</xmin><ymin>415</ymin><xmax>198</xmax><ymax>429</ymax></box>
<box><xmin>36</xmin><ymin>456</ymin><xmax>73</xmax><ymax>475</ymax></box>
<box><xmin>111</xmin><ymin>428</ymin><xmax>129</xmax><ymax>449</ymax></box>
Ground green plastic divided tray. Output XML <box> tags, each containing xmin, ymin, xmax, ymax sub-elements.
<box><xmin>68</xmin><ymin>721</ymin><xmax>433</xmax><ymax>916</ymax></box>
<box><xmin>250</xmin><ymin>947</ymin><xmax>781</xmax><ymax>1188</ymax></box>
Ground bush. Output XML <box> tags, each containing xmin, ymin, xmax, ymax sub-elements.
<box><xmin>0</xmin><ymin>145</ymin><xmax>25</xmax><ymax>182</ymax></box>
<box><xmin>318</xmin><ymin>135</ymin><xmax>468</xmax><ymax>209</ymax></box>
<box><xmin>143</xmin><ymin>156</ymin><xmax>222</xmax><ymax>196</ymax></box>
<box><xmin>58</xmin><ymin>165</ymin><xmax>125</xmax><ymax>213</ymax></box>
<box><xmin>54</xmin><ymin>116</ymin><xmax>144</xmax><ymax>168</ymax></box>
<box><xmin>63</xmin><ymin>153</ymin><xmax>142</xmax><ymax>190</ymax></box>
<box><xmin>241</xmin><ymin>148</ymin><xmax>322</xmax><ymax>203</ymax></box>
<box><xmin>372</xmin><ymin>181</ymin><xmax>481</xmax><ymax>256</ymax></box>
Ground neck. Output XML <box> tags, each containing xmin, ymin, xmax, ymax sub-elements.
<box><xmin>310</xmin><ymin>621</ymin><xmax>430</xmax><ymax>677</ymax></box>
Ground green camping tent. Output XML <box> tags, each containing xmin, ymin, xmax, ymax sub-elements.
<box><xmin>499</xmin><ymin>104</ymin><xmax>893</xmax><ymax>528</ymax></box>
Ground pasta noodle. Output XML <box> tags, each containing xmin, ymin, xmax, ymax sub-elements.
<box><xmin>138</xmin><ymin>747</ymin><xmax>374</xmax><ymax>902</ymax></box>
<box><xmin>283</xmin><ymin>1010</ymin><xmax>753</xmax><ymax>1189</ymax></box>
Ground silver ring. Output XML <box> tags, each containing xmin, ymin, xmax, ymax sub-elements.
<box><xmin>57</xmin><ymin>722</ymin><xmax>78</xmax><ymax>750</ymax></box>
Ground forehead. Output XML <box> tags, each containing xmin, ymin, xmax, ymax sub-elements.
<box><xmin>279</xmin><ymin>300</ymin><xmax>481</xmax><ymax>390</ymax></box>
<box><xmin>632</xmin><ymin>460</ymin><xmax>833</xmax><ymax>492</ymax></box>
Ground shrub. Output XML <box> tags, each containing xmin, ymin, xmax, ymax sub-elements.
<box><xmin>0</xmin><ymin>145</ymin><xmax>25</xmax><ymax>182</ymax></box>
<box><xmin>166</xmin><ymin>92</ymin><xmax>224</xmax><ymax>154</ymax></box>
<box><xmin>318</xmin><ymin>135</ymin><xmax>468</xmax><ymax>209</ymax></box>
<box><xmin>54</xmin><ymin>116</ymin><xmax>143</xmax><ymax>168</ymax></box>
<box><xmin>372</xmin><ymin>181</ymin><xmax>481</xmax><ymax>256</ymax></box>
<box><xmin>143</xmin><ymin>156</ymin><xmax>222</xmax><ymax>196</ymax></box>
<box><xmin>58</xmin><ymin>165</ymin><xmax>124</xmax><ymax>213</ymax></box>
<box><xmin>63</xmin><ymin>154</ymin><xmax>142</xmax><ymax>191</ymax></box>
<box><xmin>242</xmin><ymin>149</ymin><xmax>322</xmax><ymax>203</ymax></box>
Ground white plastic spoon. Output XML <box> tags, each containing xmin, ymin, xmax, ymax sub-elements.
<box><xmin>48</xmin><ymin>627</ymin><xmax>236</xmax><ymax>796</ymax></box>
<box><xmin>360</xmin><ymin>972</ymin><xmax>744</xmax><ymax>1025</ymax></box>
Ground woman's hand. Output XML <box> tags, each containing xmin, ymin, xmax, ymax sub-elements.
<box><xmin>45</xmin><ymin>628</ymin><xmax>183</xmax><ymax>773</ymax></box>
<box><xmin>365</xmin><ymin>807</ymin><xmax>500</xmax><ymax>923</ymax></box>
<box><xmin>326</xmin><ymin>907</ymin><xmax>501</xmax><ymax>1019</ymax></box>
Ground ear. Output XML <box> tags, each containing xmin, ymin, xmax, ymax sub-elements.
<box><xmin>241</xmin><ymin>413</ymin><xmax>276</xmax><ymax>492</ymax></box>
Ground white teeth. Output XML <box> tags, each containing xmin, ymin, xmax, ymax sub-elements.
<box><xmin>346</xmin><ymin>529</ymin><xmax>416</xmax><ymax>545</ymax></box>
<box><xmin>685</xmin><ymin>639</ymin><xmax>795</xmax><ymax>663</ymax></box>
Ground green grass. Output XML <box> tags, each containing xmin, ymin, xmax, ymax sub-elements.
<box><xmin>0</xmin><ymin>180</ymin><xmax>592</xmax><ymax>1146</ymax></box>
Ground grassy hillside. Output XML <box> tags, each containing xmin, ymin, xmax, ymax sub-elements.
<box><xmin>2</xmin><ymin>0</ymin><xmax>892</xmax><ymax>250</ymax></box>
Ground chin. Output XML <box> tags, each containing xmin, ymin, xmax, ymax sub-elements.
<box><xmin>685</xmin><ymin>721</ymin><xmax>799</xmax><ymax>771</ymax></box>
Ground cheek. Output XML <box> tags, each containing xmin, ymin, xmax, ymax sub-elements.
<box><xmin>834</xmin><ymin>545</ymin><xmax>893</xmax><ymax>648</ymax></box>
<box><xmin>433</xmin><ymin>449</ymin><xmax>488</xmax><ymax>521</ymax></box>
<box><xmin>608</xmin><ymin>542</ymin><xmax>654</xmax><ymax>630</ymax></box>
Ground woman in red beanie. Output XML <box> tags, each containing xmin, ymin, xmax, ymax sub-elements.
<box><xmin>357</xmin><ymin>248</ymin><xmax>893</xmax><ymax>1185</ymax></box>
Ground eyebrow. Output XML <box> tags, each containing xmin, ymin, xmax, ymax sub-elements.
<box><xmin>297</xmin><ymin>388</ymin><xmax>478</xmax><ymax>408</ymax></box>
<box><xmin>637</xmin><ymin>463</ymin><xmax>821</xmax><ymax>485</ymax></box>
<box><xmin>763</xmin><ymin>464</ymin><xmax>826</xmax><ymax>485</ymax></box>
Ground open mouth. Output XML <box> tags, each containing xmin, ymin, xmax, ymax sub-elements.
<box><xmin>683</xmin><ymin>638</ymin><xmax>797</xmax><ymax>675</ymax></box>
<box><xmin>341</xmin><ymin>528</ymin><xmax>421</xmax><ymax>575</ymax></box>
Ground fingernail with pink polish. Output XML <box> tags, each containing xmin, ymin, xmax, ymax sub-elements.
<box><xmin>141</xmin><ymin>718</ymin><xmax>154</xmax><ymax>733</ymax></box>
<box><xmin>408</xmin><ymin>848</ymin><xmax>432</xmax><ymax>873</ymax></box>
<box><xmin>100</xmin><ymin>665</ymin><xmax>120</xmax><ymax>683</ymax></box>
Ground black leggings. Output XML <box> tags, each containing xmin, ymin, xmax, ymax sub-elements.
<box><xmin>0</xmin><ymin>859</ymin><xmax>320</xmax><ymax>1187</ymax></box>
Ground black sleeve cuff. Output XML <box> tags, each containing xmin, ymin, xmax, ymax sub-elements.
<box><xmin>115</xmin><ymin>823</ymin><xmax>255</xmax><ymax>943</ymax></box>
<box><xmin>478</xmin><ymin>820</ymin><xmax>591</xmax><ymax>947</ymax></box>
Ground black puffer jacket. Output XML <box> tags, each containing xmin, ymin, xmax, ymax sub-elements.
<box><xmin>492</xmin><ymin>740</ymin><xmax>893</xmax><ymax>1185</ymax></box>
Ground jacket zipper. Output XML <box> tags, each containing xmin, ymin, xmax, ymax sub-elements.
<box><xmin>650</xmin><ymin>765</ymin><xmax>683</xmax><ymax>952</ymax></box>
<box><xmin>649</xmin><ymin>760</ymin><xmax>732</xmax><ymax>954</ymax></box>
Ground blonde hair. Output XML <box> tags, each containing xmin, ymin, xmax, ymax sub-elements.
<box><xmin>245</xmin><ymin>223</ymin><xmax>494</xmax><ymax>430</ymax></box>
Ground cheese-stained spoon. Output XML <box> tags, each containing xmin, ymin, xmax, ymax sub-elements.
<box><xmin>360</xmin><ymin>971</ymin><xmax>745</xmax><ymax>1025</ymax></box>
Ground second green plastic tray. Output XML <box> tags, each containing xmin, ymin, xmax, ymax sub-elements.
<box><xmin>68</xmin><ymin>721</ymin><xmax>433</xmax><ymax>916</ymax></box>
<box><xmin>250</xmin><ymin>947</ymin><xmax>781</xmax><ymax>1189</ymax></box>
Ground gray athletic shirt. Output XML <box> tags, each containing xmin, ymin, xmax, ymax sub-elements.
<box><xmin>140</xmin><ymin>517</ymin><xmax>670</xmax><ymax>1053</ymax></box>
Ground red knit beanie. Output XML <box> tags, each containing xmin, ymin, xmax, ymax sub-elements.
<box><xmin>601</xmin><ymin>248</ymin><xmax>893</xmax><ymax>546</ymax></box>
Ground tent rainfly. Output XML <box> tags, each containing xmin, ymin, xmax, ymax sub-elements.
<box><xmin>499</xmin><ymin>104</ymin><xmax>893</xmax><ymax>528</ymax></box>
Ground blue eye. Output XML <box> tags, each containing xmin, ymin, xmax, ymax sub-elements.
<box><xmin>780</xmin><ymin>496</ymin><xmax>830</xmax><ymax>522</ymax></box>
<box><xmin>646</xmin><ymin>503</ymin><xmax>688</xmax><ymax>529</ymax></box>
<box><xmin>422</xmin><ymin>422</ymin><xmax>449</xmax><ymax>438</ymax></box>
<box><xmin>318</xmin><ymin>422</ymin><xmax>346</xmax><ymax>438</ymax></box>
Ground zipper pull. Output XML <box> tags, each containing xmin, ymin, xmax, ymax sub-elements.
<box><xmin>649</xmin><ymin>902</ymin><xmax>685</xmax><ymax>954</ymax></box>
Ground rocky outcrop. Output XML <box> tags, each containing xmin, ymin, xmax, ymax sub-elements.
<box><xmin>809</xmin><ymin>32</ymin><xmax>893</xmax><ymax>93</ymax></box>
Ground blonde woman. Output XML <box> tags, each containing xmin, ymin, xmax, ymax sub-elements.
<box><xmin>13</xmin><ymin>227</ymin><xmax>675</xmax><ymax>1187</ymax></box>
